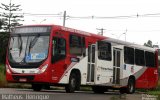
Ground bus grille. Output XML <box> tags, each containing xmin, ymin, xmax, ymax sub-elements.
<box><xmin>12</xmin><ymin>75</ymin><xmax>35</xmax><ymax>81</ymax></box>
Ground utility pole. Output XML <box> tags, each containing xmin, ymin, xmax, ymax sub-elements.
<box><xmin>63</xmin><ymin>11</ymin><xmax>66</xmax><ymax>27</ymax></box>
<box><xmin>9</xmin><ymin>0</ymin><xmax>12</xmax><ymax>32</ymax></box>
<box><xmin>97</xmin><ymin>28</ymin><xmax>105</xmax><ymax>36</ymax></box>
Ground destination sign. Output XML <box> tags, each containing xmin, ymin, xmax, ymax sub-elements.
<box><xmin>12</xmin><ymin>26</ymin><xmax>51</xmax><ymax>34</ymax></box>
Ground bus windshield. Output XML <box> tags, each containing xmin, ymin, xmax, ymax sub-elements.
<box><xmin>9</xmin><ymin>35</ymin><xmax>49</xmax><ymax>63</ymax></box>
<box><xmin>8</xmin><ymin>27</ymin><xmax>49</xmax><ymax>64</ymax></box>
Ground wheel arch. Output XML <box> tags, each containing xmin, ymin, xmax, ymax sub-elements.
<box><xmin>128</xmin><ymin>75</ymin><xmax>136</xmax><ymax>83</ymax></box>
<box><xmin>70</xmin><ymin>69</ymin><xmax>81</xmax><ymax>85</ymax></box>
<box><xmin>128</xmin><ymin>75</ymin><xmax>136</xmax><ymax>94</ymax></box>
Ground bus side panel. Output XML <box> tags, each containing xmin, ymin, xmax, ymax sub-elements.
<box><xmin>146</xmin><ymin>51</ymin><xmax>159</xmax><ymax>88</ymax></box>
<box><xmin>135</xmin><ymin>68</ymin><xmax>158</xmax><ymax>89</ymax></box>
<box><xmin>50</xmin><ymin>30</ymin><xmax>70</xmax><ymax>83</ymax></box>
<box><xmin>122</xmin><ymin>64</ymin><xmax>148</xmax><ymax>88</ymax></box>
<box><xmin>135</xmin><ymin>69</ymin><xmax>148</xmax><ymax>89</ymax></box>
<box><xmin>136</xmin><ymin>51</ymin><xmax>159</xmax><ymax>89</ymax></box>
<box><xmin>58</xmin><ymin>56</ymin><xmax>88</xmax><ymax>84</ymax></box>
<box><xmin>145</xmin><ymin>68</ymin><xmax>158</xmax><ymax>88</ymax></box>
<box><xmin>95</xmin><ymin>59</ymin><xmax>113</xmax><ymax>85</ymax></box>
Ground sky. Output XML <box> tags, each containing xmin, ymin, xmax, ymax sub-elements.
<box><xmin>1</xmin><ymin>0</ymin><xmax>160</xmax><ymax>46</ymax></box>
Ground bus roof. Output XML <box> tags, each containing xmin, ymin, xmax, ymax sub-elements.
<box><xmin>54</xmin><ymin>25</ymin><xmax>107</xmax><ymax>39</ymax></box>
<box><xmin>14</xmin><ymin>24</ymin><xmax>156</xmax><ymax>52</ymax></box>
<box><xmin>105</xmin><ymin>38</ymin><xmax>156</xmax><ymax>52</ymax></box>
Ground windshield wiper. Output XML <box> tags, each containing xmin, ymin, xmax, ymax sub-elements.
<box><xmin>9</xmin><ymin>37</ymin><xmax>14</xmax><ymax>50</ymax></box>
<box><xmin>28</xmin><ymin>34</ymin><xmax>40</xmax><ymax>53</ymax></box>
<box><xmin>18</xmin><ymin>34</ymin><xmax>23</xmax><ymax>56</ymax></box>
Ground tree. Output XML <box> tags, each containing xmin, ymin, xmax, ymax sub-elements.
<box><xmin>144</xmin><ymin>40</ymin><xmax>153</xmax><ymax>47</ymax></box>
<box><xmin>0</xmin><ymin>19</ymin><xmax>3</xmax><ymax>29</ymax></box>
<box><xmin>0</xmin><ymin>0</ymin><xmax>24</xmax><ymax>32</ymax></box>
<box><xmin>0</xmin><ymin>32</ymin><xmax>9</xmax><ymax>63</ymax></box>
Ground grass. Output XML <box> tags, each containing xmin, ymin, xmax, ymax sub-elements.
<box><xmin>147</xmin><ymin>80</ymin><xmax>160</xmax><ymax>95</ymax></box>
<box><xmin>0</xmin><ymin>64</ymin><xmax>33</xmax><ymax>88</ymax></box>
<box><xmin>80</xmin><ymin>86</ymin><xmax>92</xmax><ymax>91</ymax></box>
<box><xmin>0</xmin><ymin>64</ymin><xmax>7</xmax><ymax>87</ymax></box>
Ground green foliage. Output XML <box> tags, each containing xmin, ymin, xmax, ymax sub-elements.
<box><xmin>0</xmin><ymin>32</ymin><xmax>9</xmax><ymax>63</ymax></box>
<box><xmin>144</xmin><ymin>40</ymin><xmax>153</xmax><ymax>47</ymax></box>
<box><xmin>0</xmin><ymin>64</ymin><xmax>5</xmax><ymax>74</ymax></box>
<box><xmin>147</xmin><ymin>80</ymin><xmax>160</xmax><ymax>96</ymax></box>
<box><xmin>0</xmin><ymin>64</ymin><xmax>31</xmax><ymax>88</ymax></box>
<box><xmin>0</xmin><ymin>1</ymin><xmax>24</xmax><ymax>32</ymax></box>
<box><xmin>0</xmin><ymin>64</ymin><xmax>7</xmax><ymax>87</ymax></box>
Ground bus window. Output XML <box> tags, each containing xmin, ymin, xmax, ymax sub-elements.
<box><xmin>135</xmin><ymin>49</ymin><xmax>145</xmax><ymax>66</ymax></box>
<box><xmin>82</xmin><ymin>37</ymin><xmax>86</xmax><ymax>57</ymax></box>
<box><xmin>124</xmin><ymin>46</ymin><xmax>134</xmax><ymax>64</ymax></box>
<box><xmin>52</xmin><ymin>37</ymin><xmax>66</xmax><ymax>63</ymax></box>
<box><xmin>69</xmin><ymin>34</ymin><xmax>83</xmax><ymax>56</ymax></box>
<box><xmin>98</xmin><ymin>41</ymin><xmax>111</xmax><ymax>61</ymax></box>
<box><xmin>145</xmin><ymin>51</ymin><xmax>155</xmax><ymax>67</ymax></box>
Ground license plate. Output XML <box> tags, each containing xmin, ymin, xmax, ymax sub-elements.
<box><xmin>19</xmin><ymin>78</ymin><xmax>27</xmax><ymax>82</ymax></box>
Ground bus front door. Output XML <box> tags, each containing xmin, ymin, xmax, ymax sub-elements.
<box><xmin>113</xmin><ymin>48</ymin><xmax>122</xmax><ymax>85</ymax></box>
<box><xmin>87</xmin><ymin>45</ymin><xmax>95</xmax><ymax>83</ymax></box>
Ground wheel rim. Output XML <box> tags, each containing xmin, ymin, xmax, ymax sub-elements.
<box><xmin>71</xmin><ymin>77</ymin><xmax>76</xmax><ymax>89</ymax></box>
<box><xmin>129</xmin><ymin>81</ymin><xmax>133</xmax><ymax>93</ymax></box>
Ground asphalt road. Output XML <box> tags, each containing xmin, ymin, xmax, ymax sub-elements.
<box><xmin>0</xmin><ymin>88</ymin><xmax>147</xmax><ymax>100</ymax></box>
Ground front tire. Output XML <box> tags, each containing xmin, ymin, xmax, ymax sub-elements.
<box><xmin>32</xmin><ymin>84</ymin><xmax>42</xmax><ymax>91</ymax></box>
<box><xmin>120</xmin><ymin>78</ymin><xmax>135</xmax><ymax>94</ymax></box>
<box><xmin>65</xmin><ymin>73</ymin><xmax>77</xmax><ymax>93</ymax></box>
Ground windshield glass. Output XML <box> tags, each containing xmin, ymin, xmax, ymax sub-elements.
<box><xmin>9</xmin><ymin>35</ymin><xmax>49</xmax><ymax>63</ymax></box>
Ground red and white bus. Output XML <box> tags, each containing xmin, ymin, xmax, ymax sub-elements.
<box><xmin>6</xmin><ymin>25</ymin><xmax>159</xmax><ymax>93</ymax></box>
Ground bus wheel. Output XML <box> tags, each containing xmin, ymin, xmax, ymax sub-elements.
<box><xmin>65</xmin><ymin>73</ymin><xmax>77</xmax><ymax>93</ymax></box>
<box><xmin>32</xmin><ymin>84</ymin><xmax>42</xmax><ymax>91</ymax></box>
<box><xmin>92</xmin><ymin>86</ymin><xmax>105</xmax><ymax>94</ymax></box>
<box><xmin>127</xmin><ymin>78</ymin><xmax>135</xmax><ymax>94</ymax></box>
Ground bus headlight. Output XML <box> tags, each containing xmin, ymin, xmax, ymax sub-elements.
<box><xmin>6</xmin><ymin>64</ymin><xmax>11</xmax><ymax>74</ymax></box>
<box><xmin>38</xmin><ymin>64</ymin><xmax>48</xmax><ymax>74</ymax></box>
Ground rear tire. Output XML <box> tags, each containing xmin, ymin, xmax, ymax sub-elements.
<box><xmin>65</xmin><ymin>73</ymin><xmax>77</xmax><ymax>93</ymax></box>
<box><xmin>32</xmin><ymin>84</ymin><xmax>42</xmax><ymax>91</ymax></box>
<box><xmin>127</xmin><ymin>78</ymin><xmax>135</xmax><ymax>94</ymax></box>
<box><xmin>120</xmin><ymin>78</ymin><xmax>135</xmax><ymax>94</ymax></box>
